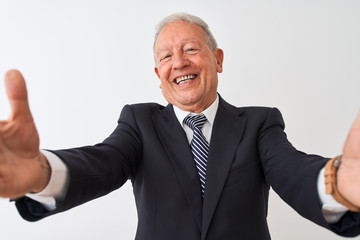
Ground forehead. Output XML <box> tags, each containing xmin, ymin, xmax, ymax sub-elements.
<box><xmin>154</xmin><ymin>20</ymin><xmax>207</xmax><ymax>51</ymax></box>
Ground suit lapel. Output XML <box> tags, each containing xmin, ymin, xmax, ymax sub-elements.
<box><xmin>152</xmin><ymin>104</ymin><xmax>203</xmax><ymax>231</ymax></box>
<box><xmin>201</xmin><ymin>98</ymin><xmax>247</xmax><ymax>239</ymax></box>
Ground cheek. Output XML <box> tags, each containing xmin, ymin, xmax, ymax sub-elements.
<box><xmin>159</xmin><ymin>79</ymin><xmax>172</xmax><ymax>95</ymax></box>
<box><xmin>160</xmin><ymin>77</ymin><xmax>169</xmax><ymax>87</ymax></box>
<box><xmin>158</xmin><ymin>64</ymin><xmax>171</xmax><ymax>78</ymax></box>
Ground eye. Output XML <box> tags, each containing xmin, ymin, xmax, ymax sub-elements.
<box><xmin>160</xmin><ymin>54</ymin><xmax>171</xmax><ymax>62</ymax></box>
<box><xmin>185</xmin><ymin>48</ymin><xmax>199</xmax><ymax>54</ymax></box>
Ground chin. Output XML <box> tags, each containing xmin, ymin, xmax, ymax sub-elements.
<box><xmin>178</xmin><ymin>96</ymin><xmax>200</xmax><ymax>106</ymax></box>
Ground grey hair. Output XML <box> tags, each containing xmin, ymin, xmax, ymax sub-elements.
<box><xmin>153</xmin><ymin>13</ymin><xmax>218</xmax><ymax>64</ymax></box>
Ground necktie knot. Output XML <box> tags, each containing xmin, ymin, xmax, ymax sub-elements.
<box><xmin>184</xmin><ymin>114</ymin><xmax>207</xmax><ymax>131</ymax></box>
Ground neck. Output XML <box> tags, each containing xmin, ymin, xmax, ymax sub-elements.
<box><xmin>175</xmin><ymin>95</ymin><xmax>217</xmax><ymax>113</ymax></box>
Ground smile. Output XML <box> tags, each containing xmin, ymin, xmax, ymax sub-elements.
<box><xmin>174</xmin><ymin>74</ymin><xmax>196</xmax><ymax>85</ymax></box>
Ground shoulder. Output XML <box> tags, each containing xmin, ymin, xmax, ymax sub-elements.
<box><xmin>219</xmin><ymin>97</ymin><xmax>285</xmax><ymax>127</ymax></box>
<box><xmin>120</xmin><ymin>102</ymin><xmax>167</xmax><ymax>116</ymax></box>
<box><xmin>220</xmin><ymin>97</ymin><xmax>281</xmax><ymax>117</ymax></box>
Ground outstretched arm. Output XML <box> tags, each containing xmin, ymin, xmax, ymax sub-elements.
<box><xmin>0</xmin><ymin>70</ymin><xmax>50</xmax><ymax>199</ymax></box>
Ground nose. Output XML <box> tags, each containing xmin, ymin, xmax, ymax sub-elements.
<box><xmin>172</xmin><ymin>53</ymin><xmax>189</xmax><ymax>70</ymax></box>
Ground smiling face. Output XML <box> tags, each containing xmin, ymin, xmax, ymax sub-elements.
<box><xmin>154</xmin><ymin>20</ymin><xmax>224</xmax><ymax>113</ymax></box>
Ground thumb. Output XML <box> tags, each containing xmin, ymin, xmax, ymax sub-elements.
<box><xmin>4</xmin><ymin>69</ymin><xmax>32</xmax><ymax>120</ymax></box>
<box><xmin>343</xmin><ymin>110</ymin><xmax>360</xmax><ymax>159</ymax></box>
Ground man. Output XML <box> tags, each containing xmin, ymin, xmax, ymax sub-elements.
<box><xmin>1</xmin><ymin>13</ymin><xmax>360</xmax><ymax>239</ymax></box>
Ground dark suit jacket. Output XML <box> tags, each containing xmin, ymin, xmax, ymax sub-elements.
<box><xmin>16</xmin><ymin>97</ymin><xmax>360</xmax><ymax>239</ymax></box>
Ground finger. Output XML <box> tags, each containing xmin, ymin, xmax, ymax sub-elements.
<box><xmin>343</xmin><ymin>110</ymin><xmax>360</xmax><ymax>159</ymax></box>
<box><xmin>4</xmin><ymin>69</ymin><xmax>32</xmax><ymax>120</ymax></box>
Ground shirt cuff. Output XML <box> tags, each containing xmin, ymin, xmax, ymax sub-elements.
<box><xmin>26</xmin><ymin>150</ymin><xmax>68</xmax><ymax>211</ymax></box>
<box><xmin>318</xmin><ymin>166</ymin><xmax>348</xmax><ymax>223</ymax></box>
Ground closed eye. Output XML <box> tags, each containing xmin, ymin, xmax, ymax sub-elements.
<box><xmin>160</xmin><ymin>54</ymin><xmax>171</xmax><ymax>62</ymax></box>
<box><xmin>186</xmin><ymin>48</ymin><xmax>199</xmax><ymax>54</ymax></box>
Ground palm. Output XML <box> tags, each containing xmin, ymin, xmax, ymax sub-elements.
<box><xmin>0</xmin><ymin>70</ymin><xmax>45</xmax><ymax>198</ymax></box>
<box><xmin>337</xmin><ymin>111</ymin><xmax>360</xmax><ymax>207</ymax></box>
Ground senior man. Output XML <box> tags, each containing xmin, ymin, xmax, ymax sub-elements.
<box><xmin>1</xmin><ymin>13</ymin><xmax>360</xmax><ymax>239</ymax></box>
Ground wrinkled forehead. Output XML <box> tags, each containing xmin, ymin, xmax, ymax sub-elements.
<box><xmin>154</xmin><ymin>20</ymin><xmax>207</xmax><ymax>51</ymax></box>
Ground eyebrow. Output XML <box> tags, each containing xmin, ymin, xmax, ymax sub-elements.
<box><xmin>155</xmin><ymin>39</ymin><xmax>200</xmax><ymax>54</ymax></box>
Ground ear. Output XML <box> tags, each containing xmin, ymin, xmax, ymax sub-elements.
<box><xmin>154</xmin><ymin>67</ymin><xmax>160</xmax><ymax>79</ymax></box>
<box><xmin>154</xmin><ymin>67</ymin><xmax>163</xmax><ymax>89</ymax></box>
<box><xmin>214</xmin><ymin>48</ymin><xmax>224</xmax><ymax>73</ymax></box>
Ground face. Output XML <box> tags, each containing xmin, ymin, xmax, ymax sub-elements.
<box><xmin>154</xmin><ymin>20</ymin><xmax>224</xmax><ymax>113</ymax></box>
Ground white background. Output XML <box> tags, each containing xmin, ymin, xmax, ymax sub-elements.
<box><xmin>0</xmin><ymin>0</ymin><xmax>359</xmax><ymax>239</ymax></box>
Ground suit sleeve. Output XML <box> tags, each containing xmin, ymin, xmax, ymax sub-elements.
<box><xmin>15</xmin><ymin>105</ymin><xmax>142</xmax><ymax>221</ymax></box>
<box><xmin>258</xmin><ymin>108</ymin><xmax>360</xmax><ymax>237</ymax></box>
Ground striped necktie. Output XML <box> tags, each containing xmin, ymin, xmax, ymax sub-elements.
<box><xmin>184</xmin><ymin>114</ymin><xmax>209</xmax><ymax>197</ymax></box>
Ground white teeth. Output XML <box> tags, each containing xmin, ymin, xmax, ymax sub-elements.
<box><xmin>175</xmin><ymin>75</ymin><xmax>195</xmax><ymax>84</ymax></box>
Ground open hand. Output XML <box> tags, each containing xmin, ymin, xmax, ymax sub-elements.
<box><xmin>337</xmin><ymin>111</ymin><xmax>360</xmax><ymax>208</ymax></box>
<box><xmin>0</xmin><ymin>70</ymin><xmax>50</xmax><ymax>199</ymax></box>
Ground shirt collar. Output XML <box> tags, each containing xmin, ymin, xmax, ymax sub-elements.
<box><xmin>173</xmin><ymin>94</ymin><xmax>219</xmax><ymax>127</ymax></box>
